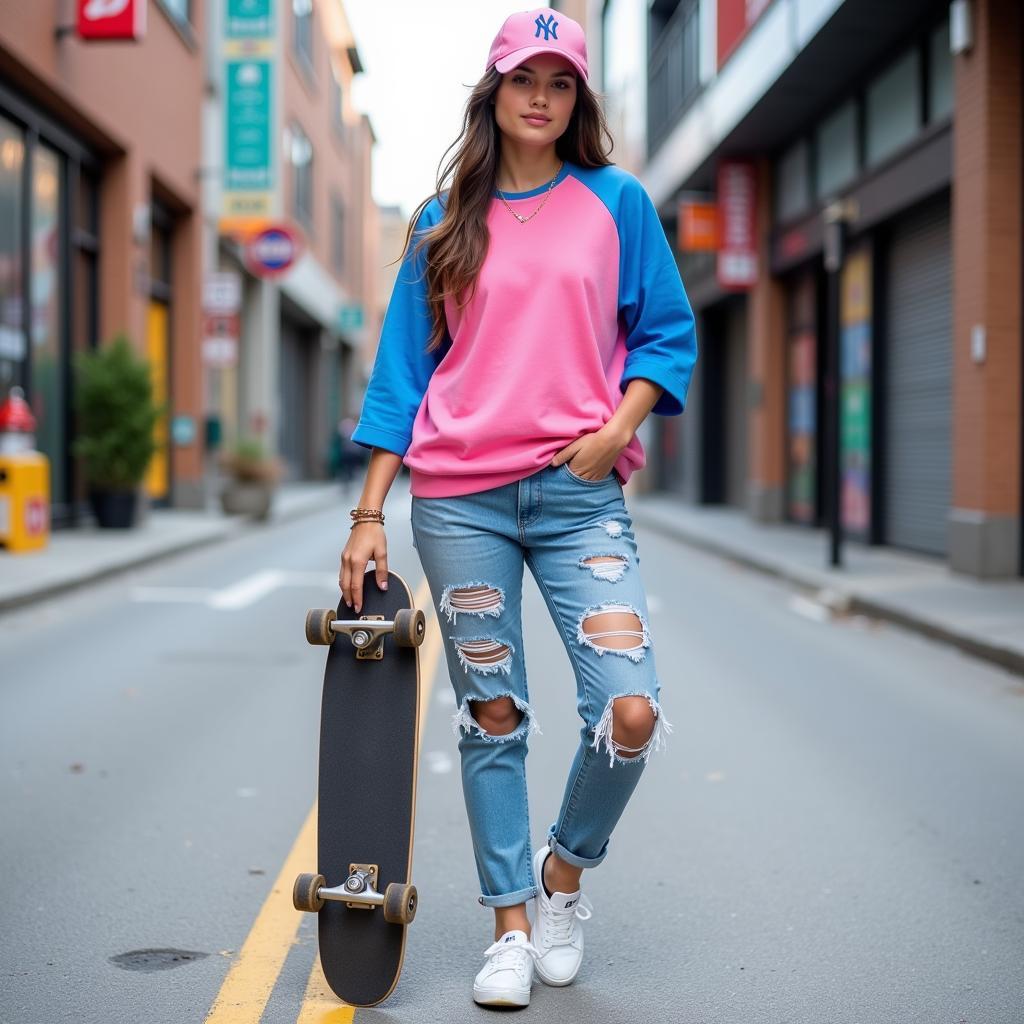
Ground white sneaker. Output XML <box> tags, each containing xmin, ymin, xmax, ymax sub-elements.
<box><xmin>473</xmin><ymin>929</ymin><xmax>541</xmax><ymax>1007</ymax></box>
<box><xmin>530</xmin><ymin>846</ymin><xmax>594</xmax><ymax>986</ymax></box>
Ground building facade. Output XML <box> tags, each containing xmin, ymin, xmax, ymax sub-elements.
<box><xmin>0</xmin><ymin>0</ymin><xmax>378</xmax><ymax>529</ymax></box>
<box><xmin>587</xmin><ymin>0</ymin><xmax>1021</xmax><ymax>579</ymax></box>
<box><xmin>0</xmin><ymin>0</ymin><xmax>207</xmax><ymax>524</ymax></box>
<box><xmin>204</xmin><ymin>0</ymin><xmax>378</xmax><ymax>485</ymax></box>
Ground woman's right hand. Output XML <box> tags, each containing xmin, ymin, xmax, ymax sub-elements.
<box><xmin>340</xmin><ymin>522</ymin><xmax>388</xmax><ymax>614</ymax></box>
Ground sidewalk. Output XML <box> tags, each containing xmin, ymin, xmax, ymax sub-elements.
<box><xmin>630</xmin><ymin>495</ymin><xmax>1024</xmax><ymax>678</ymax></box>
<box><xmin>0</xmin><ymin>480</ymin><xmax>349</xmax><ymax>614</ymax></box>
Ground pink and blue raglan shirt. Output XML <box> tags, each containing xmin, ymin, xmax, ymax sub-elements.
<box><xmin>352</xmin><ymin>160</ymin><xmax>698</xmax><ymax>498</ymax></box>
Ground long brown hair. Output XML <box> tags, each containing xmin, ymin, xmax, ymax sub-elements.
<box><xmin>397</xmin><ymin>65</ymin><xmax>615</xmax><ymax>354</ymax></box>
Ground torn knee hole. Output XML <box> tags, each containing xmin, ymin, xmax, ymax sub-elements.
<box><xmin>451</xmin><ymin>692</ymin><xmax>541</xmax><ymax>741</ymax></box>
<box><xmin>591</xmin><ymin>693</ymin><xmax>673</xmax><ymax>766</ymax></box>
<box><xmin>439</xmin><ymin>582</ymin><xmax>504</xmax><ymax>624</ymax></box>
<box><xmin>580</xmin><ymin>554</ymin><xmax>630</xmax><ymax>583</ymax></box>
<box><xmin>469</xmin><ymin>696</ymin><xmax>522</xmax><ymax>735</ymax></box>
<box><xmin>576</xmin><ymin>603</ymin><xmax>650</xmax><ymax>662</ymax></box>
<box><xmin>453</xmin><ymin>637</ymin><xmax>514</xmax><ymax>676</ymax></box>
<box><xmin>611</xmin><ymin>696</ymin><xmax>657</xmax><ymax>751</ymax></box>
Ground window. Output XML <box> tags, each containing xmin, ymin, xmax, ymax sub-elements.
<box><xmin>866</xmin><ymin>49</ymin><xmax>921</xmax><ymax>167</ymax></box>
<box><xmin>775</xmin><ymin>139</ymin><xmax>811</xmax><ymax>223</ymax></box>
<box><xmin>815</xmin><ymin>101</ymin><xmax>858</xmax><ymax>199</ymax></box>
<box><xmin>928</xmin><ymin>20</ymin><xmax>953</xmax><ymax>122</ymax></box>
<box><xmin>330</xmin><ymin>71</ymin><xmax>345</xmax><ymax>137</ymax></box>
<box><xmin>293</xmin><ymin>0</ymin><xmax>314</xmax><ymax>70</ymax></box>
<box><xmin>288</xmin><ymin>122</ymin><xmax>314</xmax><ymax>228</ymax></box>
<box><xmin>647</xmin><ymin>0</ymin><xmax>701</xmax><ymax>155</ymax></box>
<box><xmin>331</xmin><ymin>196</ymin><xmax>345</xmax><ymax>275</ymax></box>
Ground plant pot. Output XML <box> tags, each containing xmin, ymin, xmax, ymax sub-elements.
<box><xmin>220</xmin><ymin>480</ymin><xmax>274</xmax><ymax>521</ymax></box>
<box><xmin>88</xmin><ymin>488</ymin><xmax>139</xmax><ymax>529</ymax></box>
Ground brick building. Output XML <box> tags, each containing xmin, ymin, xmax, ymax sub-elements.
<box><xmin>0</xmin><ymin>0</ymin><xmax>378</xmax><ymax>527</ymax></box>
<box><xmin>568</xmin><ymin>0</ymin><xmax>1021</xmax><ymax>578</ymax></box>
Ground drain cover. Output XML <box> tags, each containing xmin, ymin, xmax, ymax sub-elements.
<box><xmin>110</xmin><ymin>948</ymin><xmax>208</xmax><ymax>972</ymax></box>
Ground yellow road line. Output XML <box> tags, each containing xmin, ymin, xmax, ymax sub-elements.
<box><xmin>295</xmin><ymin>576</ymin><xmax>443</xmax><ymax>1020</ymax></box>
<box><xmin>295</xmin><ymin>956</ymin><xmax>355</xmax><ymax>1024</ymax></box>
<box><xmin>204</xmin><ymin>803</ymin><xmax>317</xmax><ymax>1023</ymax></box>
<box><xmin>203</xmin><ymin>577</ymin><xmax>443</xmax><ymax>1023</ymax></box>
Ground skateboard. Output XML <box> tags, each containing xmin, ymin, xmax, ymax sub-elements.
<box><xmin>293</xmin><ymin>568</ymin><xmax>426</xmax><ymax>1007</ymax></box>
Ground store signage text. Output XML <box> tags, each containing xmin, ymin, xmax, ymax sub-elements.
<box><xmin>678</xmin><ymin>200</ymin><xmax>719</xmax><ymax>252</ymax></box>
<box><xmin>716</xmin><ymin>160</ymin><xmax>759</xmax><ymax>290</ymax></box>
<box><xmin>222</xmin><ymin>1</ymin><xmax>276</xmax><ymax>222</ymax></box>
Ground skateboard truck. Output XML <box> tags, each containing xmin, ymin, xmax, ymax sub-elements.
<box><xmin>293</xmin><ymin>866</ymin><xmax>418</xmax><ymax>924</ymax></box>
<box><xmin>305</xmin><ymin>607</ymin><xmax>425</xmax><ymax>659</ymax></box>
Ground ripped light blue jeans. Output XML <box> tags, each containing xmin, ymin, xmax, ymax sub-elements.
<box><xmin>410</xmin><ymin>461</ymin><xmax>672</xmax><ymax>908</ymax></box>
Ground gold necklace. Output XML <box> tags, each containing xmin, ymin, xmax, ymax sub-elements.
<box><xmin>495</xmin><ymin>161</ymin><xmax>564</xmax><ymax>224</ymax></box>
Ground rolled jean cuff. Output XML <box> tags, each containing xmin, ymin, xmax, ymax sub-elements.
<box><xmin>477</xmin><ymin>884</ymin><xmax>538</xmax><ymax>909</ymax></box>
<box><xmin>547</xmin><ymin>829</ymin><xmax>608</xmax><ymax>870</ymax></box>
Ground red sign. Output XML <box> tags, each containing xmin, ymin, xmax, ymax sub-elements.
<box><xmin>78</xmin><ymin>0</ymin><xmax>147</xmax><ymax>41</ymax></box>
<box><xmin>244</xmin><ymin>224</ymin><xmax>305</xmax><ymax>279</ymax></box>
<box><xmin>24</xmin><ymin>497</ymin><xmax>48</xmax><ymax>537</ymax></box>
<box><xmin>202</xmin><ymin>314</ymin><xmax>240</xmax><ymax>369</ymax></box>
<box><xmin>716</xmin><ymin>160</ymin><xmax>759</xmax><ymax>290</ymax></box>
<box><xmin>717</xmin><ymin>0</ymin><xmax>772</xmax><ymax>68</ymax></box>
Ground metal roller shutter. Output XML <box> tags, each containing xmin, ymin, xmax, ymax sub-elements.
<box><xmin>724</xmin><ymin>299</ymin><xmax>749</xmax><ymax>509</ymax></box>
<box><xmin>884</xmin><ymin>199</ymin><xmax>952</xmax><ymax>555</ymax></box>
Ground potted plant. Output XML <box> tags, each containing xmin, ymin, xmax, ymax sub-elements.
<box><xmin>218</xmin><ymin>436</ymin><xmax>284</xmax><ymax>520</ymax></box>
<box><xmin>72</xmin><ymin>334</ymin><xmax>164</xmax><ymax>529</ymax></box>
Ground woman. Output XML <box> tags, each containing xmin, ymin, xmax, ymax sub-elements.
<box><xmin>342</xmin><ymin>6</ymin><xmax>698</xmax><ymax>1009</ymax></box>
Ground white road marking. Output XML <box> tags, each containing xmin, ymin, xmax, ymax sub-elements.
<box><xmin>788</xmin><ymin>594</ymin><xmax>832</xmax><ymax>623</ymax></box>
<box><xmin>131</xmin><ymin>570</ymin><xmax>339</xmax><ymax>610</ymax></box>
<box><xmin>208</xmin><ymin>570</ymin><xmax>289</xmax><ymax>610</ymax></box>
<box><xmin>131</xmin><ymin>587</ymin><xmax>214</xmax><ymax>602</ymax></box>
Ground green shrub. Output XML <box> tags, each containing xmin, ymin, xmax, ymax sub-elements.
<box><xmin>71</xmin><ymin>334</ymin><xmax>165</xmax><ymax>490</ymax></box>
<box><xmin>219</xmin><ymin>436</ymin><xmax>283</xmax><ymax>483</ymax></box>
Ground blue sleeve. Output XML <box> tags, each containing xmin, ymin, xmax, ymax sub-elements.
<box><xmin>351</xmin><ymin>197</ymin><xmax>448</xmax><ymax>456</ymax></box>
<box><xmin>616</xmin><ymin>178</ymin><xmax>698</xmax><ymax>416</ymax></box>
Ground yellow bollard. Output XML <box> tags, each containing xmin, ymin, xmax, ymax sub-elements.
<box><xmin>0</xmin><ymin>386</ymin><xmax>50</xmax><ymax>554</ymax></box>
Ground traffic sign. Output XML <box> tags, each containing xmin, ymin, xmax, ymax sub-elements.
<box><xmin>244</xmin><ymin>224</ymin><xmax>303</xmax><ymax>278</ymax></box>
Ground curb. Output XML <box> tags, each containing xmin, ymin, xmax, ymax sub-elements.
<box><xmin>0</xmin><ymin>488</ymin><xmax>344</xmax><ymax>617</ymax></box>
<box><xmin>631</xmin><ymin>506</ymin><xmax>1024</xmax><ymax>679</ymax></box>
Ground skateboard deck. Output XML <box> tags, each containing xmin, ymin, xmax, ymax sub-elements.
<box><xmin>294</xmin><ymin>568</ymin><xmax>424</xmax><ymax>1007</ymax></box>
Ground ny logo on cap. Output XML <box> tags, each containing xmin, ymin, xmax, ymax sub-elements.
<box><xmin>534</xmin><ymin>13</ymin><xmax>558</xmax><ymax>40</ymax></box>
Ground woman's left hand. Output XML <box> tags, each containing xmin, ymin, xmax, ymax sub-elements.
<box><xmin>551</xmin><ymin>423</ymin><xmax>632</xmax><ymax>481</ymax></box>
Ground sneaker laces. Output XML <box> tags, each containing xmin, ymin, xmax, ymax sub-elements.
<box><xmin>539</xmin><ymin>892</ymin><xmax>594</xmax><ymax>946</ymax></box>
<box><xmin>481</xmin><ymin>937</ymin><xmax>541</xmax><ymax>984</ymax></box>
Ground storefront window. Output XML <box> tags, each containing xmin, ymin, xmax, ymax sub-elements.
<box><xmin>775</xmin><ymin>139</ymin><xmax>811</xmax><ymax>223</ymax></box>
<box><xmin>32</xmin><ymin>144</ymin><xmax>65</xmax><ymax>505</ymax></box>
<box><xmin>866</xmin><ymin>49</ymin><xmax>921</xmax><ymax>167</ymax></box>
<box><xmin>815</xmin><ymin>101</ymin><xmax>857</xmax><ymax>199</ymax></box>
<box><xmin>0</xmin><ymin>115</ymin><xmax>24</xmax><ymax>393</ymax></box>
<box><xmin>929</xmin><ymin>21</ymin><xmax>953</xmax><ymax>122</ymax></box>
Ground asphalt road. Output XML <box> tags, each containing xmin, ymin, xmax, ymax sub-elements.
<box><xmin>1</xmin><ymin>477</ymin><xmax>1022</xmax><ymax>1023</ymax></box>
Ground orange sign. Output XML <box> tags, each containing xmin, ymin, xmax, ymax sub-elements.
<box><xmin>678</xmin><ymin>201</ymin><xmax>719</xmax><ymax>252</ymax></box>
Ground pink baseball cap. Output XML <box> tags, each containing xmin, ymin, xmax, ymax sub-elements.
<box><xmin>486</xmin><ymin>8</ymin><xmax>589</xmax><ymax>82</ymax></box>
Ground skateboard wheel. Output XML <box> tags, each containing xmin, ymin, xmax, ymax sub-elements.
<box><xmin>305</xmin><ymin>609</ymin><xmax>336</xmax><ymax>646</ymax></box>
<box><xmin>393</xmin><ymin>608</ymin><xmax>425</xmax><ymax>648</ymax></box>
<box><xmin>382</xmin><ymin>882</ymin><xmax>417</xmax><ymax>924</ymax></box>
<box><xmin>293</xmin><ymin>872</ymin><xmax>326</xmax><ymax>912</ymax></box>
